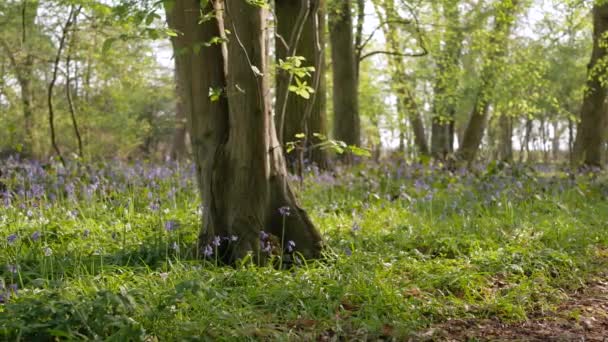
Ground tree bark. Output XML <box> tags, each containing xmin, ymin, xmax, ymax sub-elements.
<box><xmin>166</xmin><ymin>0</ymin><xmax>322</xmax><ymax>264</ymax></box>
<box><xmin>573</xmin><ymin>4</ymin><xmax>608</xmax><ymax>168</ymax></box>
<box><xmin>329</xmin><ymin>0</ymin><xmax>360</xmax><ymax>149</ymax></box>
<box><xmin>456</xmin><ymin>0</ymin><xmax>518</xmax><ymax>164</ymax></box>
<box><xmin>275</xmin><ymin>0</ymin><xmax>330</xmax><ymax>170</ymax></box>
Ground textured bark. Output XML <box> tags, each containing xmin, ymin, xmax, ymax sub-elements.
<box><xmin>275</xmin><ymin>0</ymin><xmax>330</xmax><ymax>170</ymax></box>
<box><xmin>166</xmin><ymin>0</ymin><xmax>322</xmax><ymax>264</ymax></box>
<box><xmin>431</xmin><ymin>2</ymin><xmax>462</xmax><ymax>159</ymax></box>
<box><xmin>573</xmin><ymin>4</ymin><xmax>608</xmax><ymax>168</ymax></box>
<box><xmin>329</xmin><ymin>0</ymin><xmax>360</xmax><ymax>148</ymax></box>
<box><xmin>456</xmin><ymin>0</ymin><xmax>518</xmax><ymax>164</ymax></box>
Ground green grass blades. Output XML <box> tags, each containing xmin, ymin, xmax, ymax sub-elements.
<box><xmin>1</xmin><ymin>160</ymin><xmax>607</xmax><ymax>340</ymax></box>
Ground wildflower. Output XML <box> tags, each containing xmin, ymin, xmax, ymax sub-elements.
<box><xmin>230</xmin><ymin>235</ymin><xmax>238</xmax><ymax>242</ymax></box>
<box><xmin>351</xmin><ymin>222</ymin><xmax>361</xmax><ymax>232</ymax></box>
<box><xmin>9</xmin><ymin>283</ymin><xmax>18</xmax><ymax>295</ymax></box>
<box><xmin>43</xmin><ymin>246</ymin><xmax>53</xmax><ymax>257</ymax></box>
<box><xmin>259</xmin><ymin>230</ymin><xmax>269</xmax><ymax>241</ymax></box>
<box><xmin>278</xmin><ymin>206</ymin><xmax>291</xmax><ymax>217</ymax></box>
<box><xmin>262</xmin><ymin>241</ymin><xmax>272</xmax><ymax>254</ymax></box>
<box><xmin>149</xmin><ymin>200</ymin><xmax>160</xmax><ymax>212</ymax></box>
<box><xmin>202</xmin><ymin>244</ymin><xmax>213</xmax><ymax>257</ymax></box>
<box><xmin>6</xmin><ymin>264</ymin><xmax>18</xmax><ymax>274</ymax></box>
<box><xmin>344</xmin><ymin>247</ymin><xmax>352</xmax><ymax>256</ymax></box>
<box><xmin>83</xmin><ymin>229</ymin><xmax>90</xmax><ymax>238</ymax></box>
<box><xmin>31</xmin><ymin>231</ymin><xmax>40</xmax><ymax>242</ymax></box>
<box><xmin>7</xmin><ymin>234</ymin><xmax>17</xmax><ymax>245</ymax></box>
<box><xmin>287</xmin><ymin>240</ymin><xmax>296</xmax><ymax>253</ymax></box>
<box><xmin>212</xmin><ymin>236</ymin><xmax>221</xmax><ymax>247</ymax></box>
<box><xmin>159</xmin><ymin>272</ymin><xmax>169</xmax><ymax>281</ymax></box>
<box><xmin>164</xmin><ymin>220</ymin><xmax>179</xmax><ymax>232</ymax></box>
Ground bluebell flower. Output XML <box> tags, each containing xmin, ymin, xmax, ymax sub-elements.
<box><xmin>31</xmin><ymin>231</ymin><xmax>40</xmax><ymax>242</ymax></box>
<box><xmin>164</xmin><ymin>220</ymin><xmax>179</xmax><ymax>232</ymax></box>
<box><xmin>43</xmin><ymin>246</ymin><xmax>53</xmax><ymax>257</ymax></box>
<box><xmin>83</xmin><ymin>229</ymin><xmax>90</xmax><ymax>238</ymax></box>
<box><xmin>203</xmin><ymin>244</ymin><xmax>213</xmax><ymax>257</ymax></box>
<box><xmin>260</xmin><ymin>230</ymin><xmax>269</xmax><ymax>241</ymax></box>
<box><xmin>212</xmin><ymin>236</ymin><xmax>221</xmax><ymax>247</ymax></box>
<box><xmin>6</xmin><ymin>264</ymin><xmax>18</xmax><ymax>274</ymax></box>
<box><xmin>7</xmin><ymin>234</ymin><xmax>17</xmax><ymax>245</ymax></box>
<box><xmin>287</xmin><ymin>240</ymin><xmax>296</xmax><ymax>252</ymax></box>
<box><xmin>278</xmin><ymin>206</ymin><xmax>291</xmax><ymax>217</ymax></box>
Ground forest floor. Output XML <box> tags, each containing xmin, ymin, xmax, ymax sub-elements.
<box><xmin>1</xmin><ymin>159</ymin><xmax>608</xmax><ymax>340</ymax></box>
<box><xmin>425</xmin><ymin>268</ymin><xmax>608</xmax><ymax>341</ymax></box>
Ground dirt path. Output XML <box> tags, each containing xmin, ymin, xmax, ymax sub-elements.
<box><xmin>423</xmin><ymin>275</ymin><xmax>608</xmax><ymax>341</ymax></box>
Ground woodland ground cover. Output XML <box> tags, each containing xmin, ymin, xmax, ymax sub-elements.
<box><xmin>0</xmin><ymin>157</ymin><xmax>607</xmax><ymax>340</ymax></box>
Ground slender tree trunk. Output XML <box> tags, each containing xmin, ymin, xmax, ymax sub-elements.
<box><xmin>169</xmin><ymin>52</ymin><xmax>188</xmax><ymax>160</ymax></box>
<box><xmin>275</xmin><ymin>0</ymin><xmax>330</xmax><ymax>170</ymax></box>
<box><xmin>329</xmin><ymin>0</ymin><xmax>360</xmax><ymax>150</ymax></box>
<box><xmin>48</xmin><ymin>5</ymin><xmax>80</xmax><ymax>165</ymax></box>
<box><xmin>552</xmin><ymin>121</ymin><xmax>560</xmax><ymax>161</ymax></box>
<box><xmin>456</xmin><ymin>0</ymin><xmax>519</xmax><ymax>164</ymax></box>
<box><xmin>573</xmin><ymin>4</ymin><xmax>608</xmax><ymax>168</ymax></box>
<box><xmin>65</xmin><ymin>16</ymin><xmax>84</xmax><ymax>158</ymax></box>
<box><xmin>498</xmin><ymin>114</ymin><xmax>513</xmax><ymax>162</ymax></box>
<box><xmin>166</xmin><ymin>0</ymin><xmax>322</xmax><ymax>264</ymax></box>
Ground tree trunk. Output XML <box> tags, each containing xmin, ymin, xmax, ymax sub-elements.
<box><xmin>329</xmin><ymin>0</ymin><xmax>360</xmax><ymax>149</ymax></box>
<box><xmin>373</xmin><ymin>0</ymin><xmax>428</xmax><ymax>156</ymax></box>
<box><xmin>497</xmin><ymin>114</ymin><xmax>513</xmax><ymax>162</ymax></box>
<box><xmin>552</xmin><ymin>121</ymin><xmax>560</xmax><ymax>161</ymax></box>
<box><xmin>431</xmin><ymin>1</ymin><xmax>463</xmax><ymax>159</ymax></box>
<box><xmin>275</xmin><ymin>0</ymin><xmax>330</xmax><ymax>170</ymax></box>
<box><xmin>166</xmin><ymin>0</ymin><xmax>322</xmax><ymax>264</ymax></box>
<box><xmin>573</xmin><ymin>4</ymin><xmax>608</xmax><ymax>168</ymax></box>
<box><xmin>456</xmin><ymin>0</ymin><xmax>519</xmax><ymax>164</ymax></box>
<box><xmin>169</xmin><ymin>54</ymin><xmax>188</xmax><ymax>160</ymax></box>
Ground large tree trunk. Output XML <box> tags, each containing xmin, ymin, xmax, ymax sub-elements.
<box><xmin>166</xmin><ymin>0</ymin><xmax>322</xmax><ymax>264</ymax></box>
<box><xmin>573</xmin><ymin>4</ymin><xmax>608</xmax><ymax>168</ymax></box>
<box><xmin>456</xmin><ymin>0</ymin><xmax>519</xmax><ymax>164</ymax></box>
<box><xmin>329</xmin><ymin>0</ymin><xmax>360</xmax><ymax>149</ymax></box>
<box><xmin>275</xmin><ymin>0</ymin><xmax>330</xmax><ymax>170</ymax></box>
<box><xmin>431</xmin><ymin>1</ymin><xmax>462</xmax><ymax>159</ymax></box>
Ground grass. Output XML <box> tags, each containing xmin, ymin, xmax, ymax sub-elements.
<box><xmin>1</xmin><ymin>158</ymin><xmax>607</xmax><ymax>340</ymax></box>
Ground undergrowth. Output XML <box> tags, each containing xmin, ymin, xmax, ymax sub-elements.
<box><xmin>1</xmin><ymin>157</ymin><xmax>607</xmax><ymax>340</ymax></box>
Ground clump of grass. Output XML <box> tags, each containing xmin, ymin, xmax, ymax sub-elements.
<box><xmin>1</xmin><ymin>159</ymin><xmax>607</xmax><ymax>340</ymax></box>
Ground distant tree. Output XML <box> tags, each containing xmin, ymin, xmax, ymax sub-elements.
<box><xmin>0</xmin><ymin>0</ymin><xmax>40</xmax><ymax>156</ymax></box>
<box><xmin>275</xmin><ymin>0</ymin><xmax>330</xmax><ymax>170</ymax></box>
<box><xmin>431</xmin><ymin>0</ymin><xmax>463</xmax><ymax>160</ymax></box>
<box><xmin>457</xmin><ymin>0</ymin><xmax>521</xmax><ymax>164</ymax></box>
<box><xmin>329</xmin><ymin>0</ymin><xmax>360</xmax><ymax>154</ymax></box>
<box><xmin>165</xmin><ymin>0</ymin><xmax>322</xmax><ymax>263</ymax></box>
